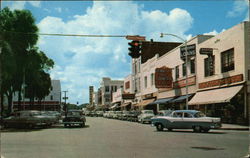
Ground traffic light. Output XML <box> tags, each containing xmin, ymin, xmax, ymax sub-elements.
<box><xmin>128</xmin><ymin>40</ymin><xmax>141</xmax><ymax>58</ymax></box>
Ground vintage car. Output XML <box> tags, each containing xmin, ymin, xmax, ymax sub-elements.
<box><xmin>62</xmin><ymin>110</ymin><xmax>86</xmax><ymax>127</ymax></box>
<box><xmin>151</xmin><ymin>110</ymin><xmax>221</xmax><ymax>132</ymax></box>
<box><xmin>2</xmin><ymin>110</ymin><xmax>53</xmax><ymax>128</ymax></box>
<box><xmin>127</xmin><ymin>111</ymin><xmax>140</xmax><ymax>122</ymax></box>
<box><xmin>138</xmin><ymin>110</ymin><xmax>155</xmax><ymax>123</ymax></box>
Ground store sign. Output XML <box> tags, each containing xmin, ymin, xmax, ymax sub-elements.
<box><xmin>122</xmin><ymin>93</ymin><xmax>135</xmax><ymax>99</ymax></box>
<box><xmin>173</xmin><ymin>76</ymin><xmax>196</xmax><ymax>88</ymax></box>
<box><xmin>125</xmin><ymin>81</ymin><xmax>130</xmax><ymax>89</ymax></box>
<box><xmin>200</xmin><ymin>48</ymin><xmax>213</xmax><ymax>55</ymax></box>
<box><xmin>180</xmin><ymin>44</ymin><xmax>196</xmax><ymax>60</ymax></box>
<box><xmin>155</xmin><ymin>66</ymin><xmax>173</xmax><ymax>88</ymax></box>
<box><xmin>199</xmin><ymin>74</ymin><xmax>243</xmax><ymax>89</ymax></box>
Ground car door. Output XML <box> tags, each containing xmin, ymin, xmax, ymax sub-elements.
<box><xmin>182</xmin><ymin>112</ymin><xmax>194</xmax><ymax>128</ymax></box>
<box><xmin>169</xmin><ymin>112</ymin><xmax>183</xmax><ymax>128</ymax></box>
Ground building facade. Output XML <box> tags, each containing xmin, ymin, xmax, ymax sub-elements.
<box><xmin>188</xmin><ymin>21</ymin><xmax>250</xmax><ymax>124</ymax></box>
<box><xmin>128</xmin><ymin>21</ymin><xmax>249</xmax><ymax>124</ymax></box>
<box><xmin>13</xmin><ymin>80</ymin><xmax>61</xmax><ymax>111</ymax></box>
<box><xmin>99</xmin><ymin>77</ymin><xmax>124</xmax><ymax>106</ymax></box>
<box><xmin>89</xmin><ymin>86</ymin><xmax>94</xmax><ymax>106</ymax></box>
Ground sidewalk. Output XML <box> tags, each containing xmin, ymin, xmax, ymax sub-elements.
<box><xmin>219</xmin><ymin>123</ymin><xmax>249</xmax><ymax>130</ymax></box>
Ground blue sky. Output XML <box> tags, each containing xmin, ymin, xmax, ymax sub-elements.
<box><xmin>2</xmin><ymin>1</ymin><xmax>249</xmax><ymax>104</ymax></box>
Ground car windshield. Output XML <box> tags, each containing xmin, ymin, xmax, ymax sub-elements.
<box><xmin>194</xmin><ymin>112</ymin><xmax>206</xmax><ymax>118</ymax></box>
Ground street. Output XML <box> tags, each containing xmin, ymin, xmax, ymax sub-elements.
<box><xmin>1</xmin><ymin>117</ymin><xmax>249</xmax><ymax>158</ymax></box>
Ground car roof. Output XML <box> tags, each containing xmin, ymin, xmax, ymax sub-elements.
<box><xmin>174</xmin><ymin>110</ymin><xmax>199</xmax><ymax>114</ymax></box>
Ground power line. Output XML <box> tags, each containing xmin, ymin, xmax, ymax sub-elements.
<box><xmin>0</xmin><ymin>30</ymin><xmax>127</xmax><ymax>38</ymax></box>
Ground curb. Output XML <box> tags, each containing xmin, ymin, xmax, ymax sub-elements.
<box><xmin>216</xmin><ymin>127</ymin><xmax>249</xmax><ymax>131</ymax></box>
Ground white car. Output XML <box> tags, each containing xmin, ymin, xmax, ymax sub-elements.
<box><xmin>151</xmin><ymin>110</ymin><xmax>221</xmax><ymax>132</ymax></box>
<box><xmin>138</xmin><ymin>110</ymin><xmax>155</xmax><ymax>123</ymax></box>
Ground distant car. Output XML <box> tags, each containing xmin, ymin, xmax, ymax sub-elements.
<box><xmin>151</xmin><ymin>110</ymin><xmax>221</xmax><ymax>132</ymax></box>
<box><xmin>2</xmin><ymin>110</ymin><xmax>52</xmax><ymax>128</ymax></box>
<box><xmin>127</xmin><ymin>111</ymin><xmax>140</xmax><ymax>122</ymax></box>
<box><xmin>62</xmin><ymin>110</ymin><xmax>86</xmax><ymax>127</ymax></box>
<box><xmin>96</xmin><ymin>111</ymin><xmax>104</xmax><ymax>117</ymax></box>
<box><xmin>138</xmin><ymin>110</ymin><xmax>155</xmax><ymax>123</ymax></box>
<box><xmin>121</xmin><ymin>111</ymin><xmax>130</xmax><ymax>120</ymax></box>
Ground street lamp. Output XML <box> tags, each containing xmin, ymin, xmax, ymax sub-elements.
<box><xmin>160</xmin><ymin>33</ymin><xmax>189</xmax><ymax>110</ymax></box>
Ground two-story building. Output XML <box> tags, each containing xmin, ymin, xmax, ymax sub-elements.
<box><xmin>188</xmin><ymin>21</ymin><xmax>250</xmax><ymax>124</ymax></box>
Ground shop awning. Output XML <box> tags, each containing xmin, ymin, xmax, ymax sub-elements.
<box><xmin>171</xmin><ymin>94</ymin><xmax>193</xmax><ymax>103</ymax></box>
<box><xmin>134</xmin><ymin>98</ymin><xmax>155</xmax><ymax>107</ymax></box>
<box><xmin>121</xmin><ymin>102</ymin><xmax>131</xmax><ymax>107</ymax></box>
<box><xmin>188</xmin><ymin>85</ymin><xmax>243</xmax><ymax>105</ymax></box>
<box><xmin>149</xmin><ymin>97</ymin><xmax>174</xmax><ymax>105</ymax></box>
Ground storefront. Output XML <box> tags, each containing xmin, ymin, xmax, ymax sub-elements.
<box><xmin>189</xmin><ymin>84</ymin><xmax>247</xmax><ymax>124</ymax></box>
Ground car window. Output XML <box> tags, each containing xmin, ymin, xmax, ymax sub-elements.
<box><xmin>173</xmin><ymin>112</ymin><xmax>182</xmax><ymax>118</ymax></box>
<box><xmin>144</xmin><ymin>111</ymin><xmax>153</xmax><ymax>114</ymax></box>
<box><xmin>183</xmin><ymin>112</ymin><xmax>193</xmax><ymax>118</ymax></box>
<box><xmin>194</xmin><ymin>112</ymin><xmax>206</xmax><ymax>118</ymax></box>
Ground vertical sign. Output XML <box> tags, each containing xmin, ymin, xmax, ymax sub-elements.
<box><xmin>155</xmin><ymin>66</ymin><xmax>173</xmax><ymax>88</ymax></box>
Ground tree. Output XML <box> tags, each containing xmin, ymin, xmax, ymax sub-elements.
<box><xmin>0</xmin><ymin>7</ymin><xmax>54</xmax><ymax>114</ymax></box>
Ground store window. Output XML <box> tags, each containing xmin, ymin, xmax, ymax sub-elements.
<box><xmin>221</xmin><ymin>48</ymin><xmax>234</xmax><ymax>73</ymax></box>
<box><xmin>144</xmin><ymin>76</ymin><xmax>147</xmax><ymax>88</ymax></box>
<box><xmin>151</xmin><ymin>73</ymin><xmax>154</xmax><ymax>86</ymax></box>
<box><xmin>175</xmin><ymin>66</ymin><xmax>179</xmax><ymax>80</ymax></box>
<box><xmin>105</xmin><ymin>86</ymin><xmax>109</xmax><ymax>92</ymax></box>
<box><xmin>182</xmin><ymin>63</ymin><xmax>186</xmax><ymax>77</ymax></box>
<box><xmin>190</xmin><ymin>59</ymin><xmax>195</xmax><ymax>74</ymax></box>
<box><xmin>204</xmin><ymin>55</ymin><xmax>215</xmax><ymax>77</ymax></box>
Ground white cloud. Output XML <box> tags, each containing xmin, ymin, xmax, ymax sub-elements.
<box><xmin>28</xmin><ymin>1</ymin><xmax>41</xmax><ymax>8</ymax></box>
<box><xmin>203</xmin><ymin>29</ymin><xmax>226</xmax><ymax>36</ymax></box>
<box><xmin>7</xmin><ymin>1</ymin><xmax>41</xmax><ymax>10</ymax></box>
<box><xmin>38</xmin><ymin>1</ymin><xmax>194</xmax><ymax>104</ymax></box>
<box><xmin>227</xmin><ymin>0</ymin><xmax>249</xmax><ymax>18</ymax></box>
<box><xmin>55</xmin><ymin>7</ymin><xmax>62</xmax><ymax>13</ymax></box>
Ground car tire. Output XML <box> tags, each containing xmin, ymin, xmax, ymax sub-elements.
<box><xmin>167</xmin><ymin>128</ymin><xmax>172</xmax><ymax>131</ymax></box>
<box><xmin>193</xmin><ymin>126</ymin><xmax>201</xmax><ymax>132</ymax></box>
<box><xmin>28</xmin><ymin>124</ymin><xmax>34</xmax><ymax>129</ymax></box>
<box><xmin>202</xmin><ymin>128</ymin><xmax>210</xmax><ymax>133</ymax></box>
<box><xmin>156</xmin><ymin>123</ymin><xmax>164</xmax><ymax>131</ymax></box>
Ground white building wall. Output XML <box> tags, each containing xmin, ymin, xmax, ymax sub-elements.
<box><xmin>196</xmin><ymin>22</ymin><xmax>247</xmax><ymax>86</ymax></box>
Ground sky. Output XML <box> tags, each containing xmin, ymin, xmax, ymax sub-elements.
<box><xmin>2</xmin><ymin>0</ymin><xmax>249</xmax><ymax>105</ymax></box>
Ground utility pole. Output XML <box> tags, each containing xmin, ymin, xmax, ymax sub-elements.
<box><xmin>62</xmin><ymin>90</ymin><xmax>68</xmax><ymax>116</ymax></box>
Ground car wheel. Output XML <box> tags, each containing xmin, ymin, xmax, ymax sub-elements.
<box><xmin>64</xmin><ymin>124</ymin><xmax>68</xmax><ymax>128</ymax></box>
<box><xmin>202</xmin><ymin>128</ymin><xmax>210</xmax><ymax>133</ymax></box>
<box><xmin>28</xmin><ymin>124</ymin><xmax>34</xmax><ymax>129</ymax></box>
<box><xmin>193</xmin><ymin>126</ymin><xmax>201</xmax><ymax>132</ymax></box>
<box><xmin>167</xmin><ymin>128</ymin><xmax>172</xmax><ymax>131</ymax></box>
<box><xmin>156</xmin><ymin>123</ymin><xmax>164</xmax><ymax>131</ymax></box>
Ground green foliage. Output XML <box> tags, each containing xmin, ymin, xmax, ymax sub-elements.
<box><xmin>0</xmin><ymin>7</ymin><xmax>54</xmax><ymax>114</ymax></box>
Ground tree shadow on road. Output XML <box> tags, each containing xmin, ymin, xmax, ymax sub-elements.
<box><xmin>0</xmin><ymin>127</ymin><xmax>44</xmax><ymax>133</ymax></box>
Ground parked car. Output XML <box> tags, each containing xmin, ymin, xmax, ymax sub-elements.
<box><xmin>2</xmin><ymin>110</ymin><xmax>52</xmax><ymax>128</ymax></box>
<box><xmin>42</xmin><ymin>111</ymin><xmax>61</xmax><ymax>124</ymax></box>
<box><xmin>116</xmin><ymin>111</ymin><xmax>123</xmax><ymax>120</ymax></box>
<box><xmin>62</xmin><ymin>110</ymin><xmax>86</xmax><ymax>127</ymax></box>
<box><xmin>121</xmin><ymin>111</ymin><xmax>130</xmax><ymax>120</ymax></box>
<box><xmin>138</xmin><ymin>110</ymin><xmax>155</xmax><ymax>123</ymax></box>
<box><xmin>96</xmin><ymin>111</ymin><xmax>104</xmax><ymax>117</ymax></box>
<box><xmin>127</xmin><ymin>111</ymin><xmax>140</xmax><ymax>122</ymax></box>
<box><xmin>151</xmin><ymin>110</ymin><xmax>221</xmax><ymax>132</ymax></box>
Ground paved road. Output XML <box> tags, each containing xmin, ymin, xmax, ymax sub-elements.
<box><xmin>1</xmin><ymin>117</ymin><xmax>249</xmax><ymax>158</ymax></box>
